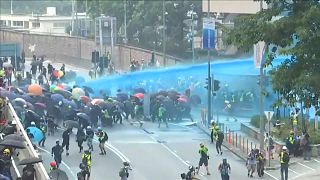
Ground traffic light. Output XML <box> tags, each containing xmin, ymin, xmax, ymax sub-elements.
<box><xmin>204</xmin><ymin>77</ymin><xmax>211</xmax><ymax>90</ymax></box>
<box><xmin>213</xmin><ymin>80</ymin><xmax>220</xmax><ymax>91</ymax></box>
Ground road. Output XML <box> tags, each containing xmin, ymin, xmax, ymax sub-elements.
<box><xmin>23</xmin><ymin>59</ymin><xmax>320</xmax><ymax>180</ymax></box>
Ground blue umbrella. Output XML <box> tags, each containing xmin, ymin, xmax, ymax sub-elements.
<box><xmin>20</xmin><ymin>94</ymin><xmax>33</xmax><ymax>103</ymax></box>
<box><xmin>51</xmin><ymin>94</ymin><xmax>64</xmax><ymax>103</ymax></box>
<box><xmin>133</xmin><ymin>87</ymin><xmax>146</xmax><ymax>94</ymax></box>
<box><xmin>63</xmin><ymin>99</ymin><xmax>78</xmax><ymax>110</ymax></box>
<box><xmin>116</xmin><ymin>92</ymin><xmax>128</xmax><ymax>102</ymax></box>
<box><xmin>26</xmin><ymin>126</ymin><xmax>44</xmax><ymax>143</ymax></box>
<box><xmin>0</xmin><ymin>91</ymin><xmax>18</xmax><ymax>100</ymax></box>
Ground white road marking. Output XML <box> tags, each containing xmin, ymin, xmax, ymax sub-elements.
<box><xmin>297</xmin><ymin>162</ymin><xmax>315</xmax><ymax>171</ymax></box>
<box><xmin>290</xmin><ymin>173</ymin><xmax>307</xmax><ymax>180</ymax></box>
<box><xmin>288</xmin><ymin>168</ymin><xmax>300</xmax><ymax>175</ymax></box>
<box><xmin>314</xmin><ymin>159</ymin><xmax>320</xmax><ymax>163</ymax></box>
<box><xmin>264</xmin><ymin>171</ymin><xmax>280</xmax><ymax>180</ymax></box>
<box><xmin>38</xmin><ymin>146</ymin><xmax>77</xmax><ymax>180</ymax></box>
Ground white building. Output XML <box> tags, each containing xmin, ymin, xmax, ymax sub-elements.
<box><xmin>0</xmin><ymin>7</ymin><xmax>90</xmax><ymax>36</ymax></box>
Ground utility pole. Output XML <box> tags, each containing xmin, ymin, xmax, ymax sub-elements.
<box><xmin>10</xmin><ymin>0</ymin><xmax>13</xmax><ymax>14</ymax></box>
<box><xmin>191</xmin><ymin>4</ymin><xmax>195</xmax><ymax>64</ymax></box>
<box><xmin>71</xmin><ymin>0</ymin><xmax>75</xmax><ymax>35</ymax></box>
<box><xmin>207</xmin><ymin>0</ymin><xmax>212</xmax><ymax>127</ymax></box>
<box><xmin>259</xmin><ymin>0</ymin><xmax>265</xmax><ymax>151</ymax></box>
<box><xmin>124</xmin><ymin>0</ymin><xmax>127</xmax><ymax>44</ymax></box>
<box><xmin>162</xmin><ymin>0</ymin><xmax>166</xmax><ymax>66</ymax></box>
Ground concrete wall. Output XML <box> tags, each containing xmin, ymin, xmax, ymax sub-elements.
<box><xmin>0</xmin><ymin>29</ymin><xmax>182</xmax><ymax>71</ymax></box>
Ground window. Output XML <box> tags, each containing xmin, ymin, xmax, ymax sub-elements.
<box><xmin>0</xmin><ymin>20</ymin><xmax>6</xmax><ymax>26</ymax></box>
<box><xmin>32</xmin><ymin>22</ymin><xmax>40</xmax><ymax>28</ymax></box>
<box><xmin>12</xmin><ymin>21</ymin><xmax>23</xmax><ymax>27</ymax></box>
<box><xmin>53</xmin><ymin>22</ymin><xmax>66</xmax><ymax>27</ymax></box>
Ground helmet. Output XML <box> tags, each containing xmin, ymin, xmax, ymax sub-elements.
<box><xmin>222</xmin><ymin>158</ymin><xmax>227</xmax><ymax>163</ymax></box>
<box><xmin>87</xmin><ymin>126</ymin><xmax>91</xmax><ymax>129</ymax></box>
<box><xmin>290</xmin><ymin>130</ymin><xmax>294</xmax><ymax>135</ymax></box>
<box><xmin>123</xmin><ymin>162</ymin><xmax>130</xmax><ymax>166</ymax></box>
<box><xmin>188</xmin><ymin>165</ymin><xmax>194</xmax><ymax>171</ymax></box>
<box><xmin>98</xmin><ymin>127</ymin><xmax>102</xmax><ymax>131</ymax></box>
<box><xmin>282</xmin><ymin>146</ymin><xmax>287</xmax><ymax>150</ymax></box>
<box><xmin>50</xmin><ymin>161</ymin><xmax>56</xmax><ymax>167</ymax></box>
<box><xmin>84</xmin><ymin>150</ymin><xmax>90</xmax><ymax>154</ymax></box>
<box><xmin>200</xmin><ymin>143</ymin><xmax>204</xmax><ymax>147</ymax></box>
<box><xmin>56</xmin><ymin>139</ymin><xmax>60</xmax><ymax>143</ymax></box>
<box><xmin>3</xmin><ymin>149</ymin><xmax>10</xmax><ymax>155</ymax></box>
<box><xmin>30</xmin><ymin>121</ymin><xmax>36</xmax><ymax>126</ymax></box>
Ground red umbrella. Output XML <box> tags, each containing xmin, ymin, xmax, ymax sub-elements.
<box><xmin>80</xmin><ymin>96</ymin><xmax>91</xmax><ymax>104</ymax></box>
<box><xmin>134</xmin><ymin>93</ymin><xmax>144</xmax><ymax>99</ymax></box>
<box><xmin>91</xmin><ymin>99</ymin><xmax>104</xmax><ymax>106</ymax></box>
<box><xmin>177</xmin><ymin>97</ymin><xmax>188</xmax><ymax>103</ymax></box>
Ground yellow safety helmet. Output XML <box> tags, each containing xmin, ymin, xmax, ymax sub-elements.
<box><xmin>290</xmin><ymin>130</ymin><xmax>294</xmax><ymax>135</ymax></box>
<box><xmin>3</xmin><ymin>149</ymin><xmax>10</xmax><ymax>155</ymax></box>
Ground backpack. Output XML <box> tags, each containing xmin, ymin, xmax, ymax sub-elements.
<box><xmin>283</xmin><ymin>152</ymin><xmax>290</xmax><ymax>163</ymax></box>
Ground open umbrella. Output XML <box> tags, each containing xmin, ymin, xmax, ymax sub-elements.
<box><xmin>76</xmin><ymin>113</ymin><xmax>90</xmax><ymax>121</ymax></box>
<box><xmin>190</xmin><ymin>95</ymin><xmax>201</xmax><ymax>105</ymax></box>
<box><xmin>4</xmin><ymin>134</ymin><xmax>25</xmax><ymax>141</ymax></box>
<box><xmin>53</xmin><ymin>70</ymin><xmax>64</xmax><ymax>78</ymax></box>
<box><xmin>63</xmin><ymin>99</ymin><xmax>78</xmax><ymax>110</ymax></box>
<box><xmin>72</xmin><ymin>88</ymin><xmax>85</xmax><ymax>100</ymax></box>
<box><xmin>0</xmin><ymin>139</ymin><xmax>25</xmax><ymax>149</ymax></box>
<box><xmin>51</xmin><ymin>94</ymin><xmax>64</xmax><ymax>103</ymax></box>
<box><xmin>133</xmin><ymin>87</ymin><xmax>146</xmax><ymax>94</ymax></box>
<box><xmin>134</xmin><ymin>93</ymin><xmax>144</xmax><ymax>99</ymax></box>
<box><xmin>82</xmin><ymin>86</ymin><xmax>94</xmax><ymax>94</ymax></box>
<box><xmin>34</xmin><ymin>102</ymin><xmax>47</xmax><ymax>109</ymax></box>
<box><xmin>13</xmin><ymin>98</ymin><xmax>27</xmax><ymax>107</ymax></box>
<box><xmin>177</xmin><ymin>97</ymin><xmax>188</xmax><ymax>103</ymax></box>
<box><xmin>20</xmin><ymin>94</ymin><xmax>33</xmax><ymax>103</ymax></box>
<box><xmin>0</xmin><ymin>91</ymin><xmax>17</xmax><ymax>100</ymax></box>
<box><xmin>116</xmin><ymin>93</ymin><xmax>128</xmax><ymax>102</ymax></box>
<box><xmin>80</xmin><ymin>96</ymin><xmax>90</xmax><ymax>104</ymax></box>
<box><xmin>26</xmin><ymin>102</ymin><xmax>35</xmax><ymax>110</ymax></box>
<box><xmin>54</xmin><ymin>89</ymin><xmax>72</xmax><ymax>98</ymax></box>
<box><xmin>26</xmin><ymin>126</ymin><xmax>44</xmax><ymax>143</ymax></box>
<box><xmin>49</xmin><ymin>168</ymin><xmax>68</xmax><ymax>180</ymax></box>
<box><xmin>3</xmin><ymin>63</ymin><xmax>13</xmax><ymax>68</ymax></box>
<box><xmin>8</xmin><ymin>86</ymin><xmax>24</xmax><ymax>95</ymax></box>
<box><xmin>91</xmin><ymin>99</ymin><xmax>104</xmax><ymax>106</ymax></box>
<box><xmin>18</xmin><ymin>157</ymin><xmax>42</xmax><ymax>165</ymax></box>
<box><xmin>64</xmin><ymin>120</ymin><xmax>79</xmax><ymax>129</ymax></box>
<box><xmin>28</xmin><ymin>84</ymin><xmax>43</xmax><ymax>96</ymax></box>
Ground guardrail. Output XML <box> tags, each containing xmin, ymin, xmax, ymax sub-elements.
<box><xmin>6</xmin><ymin>101</ymin><xmax>50</xmax><ymax>180</ymax></box>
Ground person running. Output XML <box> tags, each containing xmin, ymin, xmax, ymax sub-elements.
<box><xmin>196</xmin><ymin>143</ymin><xmax>211</xmax><ymax>175</ymax></box>
<box><xmin>51</xmin><ymin>140</ymin><xmax>63</xmax><ymax>168</ymax></box>
<box><xmin>119</xmin><ymin>162</ymin><xmax>132</xmax><ymax>180</ymax></box>
<box><xmin>215</xmin><ymin>126</ymin><xmax>224</xmax><ymax>155</ymax></box>
<box><xmin>86</xmin><ymin>126</ymin><xmax>94</xmax><ymax>151</ymax></box>
<box><xmin>62</xmin><ymin>128</ymin><xmax>72</xmax><ymax>156</ymax></box>
<box><xmin>96</xmin><ymin>127</ymin><xmax>108</xmax><ymax>155</ymax></box>
<box><xmin>218</xmin><ymin>158</ymin><xmax>231</xmax><ymax>180</ymax></box>
<box><xmin>246</xmin><ymin>149</ymin><xmax>257</xmax><ymax>178</ymax></box>
<box><xmin>280</xmin><ymin>146</ymin><xmax>290</xmax><ymax>180</ymax></box>
<box><xmin>76</xmin><ymin>128</ymin><xmax>86</xmax><ymax>153</ymax></box>
<box><xmin>80</xmin><ymin>150</ymin><xmax>92</xmax><ymax>179</ymax></box>
<box><xmin>158</xmin><ymin>104</ymin><xmax>168</xmax><ymax>128</ymax></box>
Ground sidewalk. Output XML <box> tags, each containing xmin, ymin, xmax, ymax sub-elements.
<box><xmin>196</xmin><ymin>118</ymin><xmax>301</xmax><ymax>170</ymax></box>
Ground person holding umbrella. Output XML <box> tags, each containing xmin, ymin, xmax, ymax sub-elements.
<box><xmin>51</xmin><ymin>140</ymin><xmax>63</xmax><ymax>168</ymax></box>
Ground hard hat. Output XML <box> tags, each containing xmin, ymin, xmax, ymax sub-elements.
<box><xmin>50</xmin><ymin>161</ymin><xmax>56</xmax><ymax>167</ymax></box>
<box><xmin>200</xmin><ymin>143</ymin><xmax>204</xmax><ymax>147</ymax></box>
<box><xmin>3</xmin><ymin>149</ymin><xmax>10</xmax><ymax>155</ymax></box>
<box><xmin>188</xmin><ymin>165</ymin><xmax>194</xmax><ymax>170</ymax></box>
<box><xmin>84</xmin><ymin>150</ymin><xmax>90</xmax><ymax>154</ymax></box>
<box><xmin>123</xmin><ymin>162</ymin><xmax>130</xmax><ymax>166</ymax></box>
<box><xmin>87</xmin><ymin>126</ymin><xmax>91</xmax><ymax>129</ymax></box>
<box><xmin>282</xmin><ymin>146</ymin><xmax>287</xmax><ymax>150</ymax></box>
<box><xmin>30</xmin><ymin>121</ymin><xmax>36</xmax><ymax>126</ymax></box>
<box><xmin>290</xmin><ymin>130</ymin><xmax>294</xmax><ymax>135</ymax></box>
<box><xmin>98</xmin><ymin>127</ymin><xmax>102</xmax><ymax>131</ymax></box>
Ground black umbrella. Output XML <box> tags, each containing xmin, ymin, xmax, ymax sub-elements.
<box><xmin>49</xmin><ymin>169</ymin><xmax>68</xmax><ymax>180</ymax></box>
<box><xmin>134</xmin><ymin>87</ymin><xmax>146</xmax><ymax>94</ymax></box>
<box><xmin>0</xmin><ymin>139</ymin><xmax>25</xmax><ymax>149</ymax></box>
<box><xmin>54</xmin><ymin>89</ymin><xmax>72</xmax><ymax>98</ymax></box>
<box><xmin>18</xmin><ymin>157</ymin><xmax>42</xmax><ymax>165</ymax></box>
<box><xmin>4</xmin><ymin>134</ymin><xmax>25</xmax><ymax>141</ymax></box>
<box><xmin>82</xmin><ymin>86</ymin><xmax>94</xmax><ymax>94</ymax></box>
<box><xmin>190</xmin><ymin>94</ymin><xmax>201</xmax><ymax>105</ymax></box>
<box><xmin>64</xmin><ymin>120</ymin><xmax>79</xmax><ymax>129</ymax></box>
<box><xmin>76</xmin><ymin>113</ymin><xmax>90</xmax><ymax>121</ymax></box>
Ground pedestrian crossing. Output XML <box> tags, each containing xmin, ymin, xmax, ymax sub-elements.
<box><xmin>265</xmin><ymin>158</ymin><xmax>320</xmax><ymax>180</ymax></box>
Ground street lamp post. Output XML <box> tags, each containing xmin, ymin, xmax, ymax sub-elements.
<box><xmin>207</xmin><ymin>0</ymin><xmax>212</xmax><ymax>126</ymax></box>
<box><xmin>124</xmin><ymin>0</ymin><xmax>127</xmax><ymax>44</ymax></box>
<box><xmin>190</xmin><ymin>4</ymin><xmax>195</xmax><ymax>64</ymax></box>
<box><xmin>162</xmin><ymin>0</ymin><xmax>166</xmax><ymax>67</ymax></box>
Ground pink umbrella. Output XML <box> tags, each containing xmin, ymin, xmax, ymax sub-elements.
<box><xmin>134</xmin><ymin>93</ymin><xmax>144</xmax><ymax>99</ymax></box>
<box><xmin>177</xmin><ymin>97</ymin><xmax>188</xmax><ymax>103</ymax></box>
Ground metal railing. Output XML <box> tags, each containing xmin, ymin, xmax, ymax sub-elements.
<box><xmin>6</xmin><ymin>101</ymin><xmax>50</xmax><ymax>180</ymax></box>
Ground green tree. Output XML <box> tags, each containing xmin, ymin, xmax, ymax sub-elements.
<box><xmin>226</xmin><ymin>0</ymin><xmax>320</xmax><ymax>118</ymax></box>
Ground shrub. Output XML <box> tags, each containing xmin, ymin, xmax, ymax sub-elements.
<box><xmin>250</xmin><ymin>115</ymin><xmax>268</xmax><ymax>128</ymax></box>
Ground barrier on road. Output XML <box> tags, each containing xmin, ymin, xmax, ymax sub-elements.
<box><xmin>6</xmin><ymin>101</ymin><xmax>50</xmax><ymax>180</ymax></box>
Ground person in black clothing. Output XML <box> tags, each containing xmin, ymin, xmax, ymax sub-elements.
<box><xmin>76</xmin><ymin>128</ymin><xmax>86</xmax><ymax>153</ymax></box>
<box><xmin>51</xmin><ymin>140</ymin><xmax>63</xmax><ymax>168</ymax></box>
<box><xmin>22</xmin><ymin>164</ymin><xmax>37</xmax><ymax>180</ymax></box>
<box><xmin>86</xmin><ymin>126</ymin><xmax>94</xmax><ymax>151</ymax></box>
<box><xmin>216</xmin><ymin>127</ymin><xmax>224</xmax><ymax>155</ymax></box>
<box><xmin>42</xmin><ymin>67</ymin><xmax>47</xmax><ymax>78</ymax></box>
<box><xmin>62</xmin><ymin>128</ymin><xmax>72</xmax><ymax>156</ymax></box>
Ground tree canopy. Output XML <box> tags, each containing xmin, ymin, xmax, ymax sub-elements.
<box><xmin>226</xmin><ymin>0</ymin><xmax>320</xmax><ymax>114</ymax></box>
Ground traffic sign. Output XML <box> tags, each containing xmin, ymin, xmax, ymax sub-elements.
<box><xmin>253</xmin><ymin>41</ymin><xmax>266</xmax><ymax>69</ymax></box>
<box><xmin>202</xmin><ymin>18</ymin><xmax>215</xmax><ymax>49</ymax></box>
<box><xmin>264</xmin><ymin>111</ymin><xmax>274</xmax><ymax>121</ymax></box>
